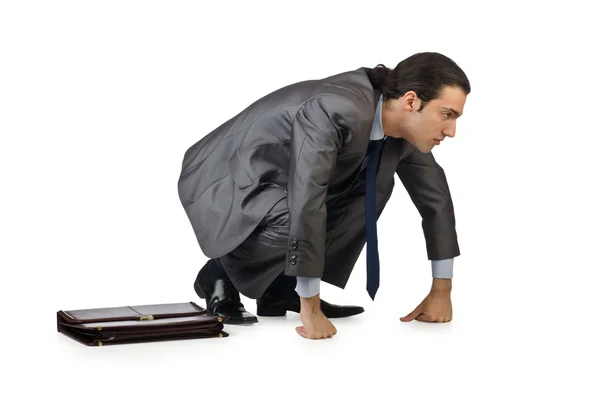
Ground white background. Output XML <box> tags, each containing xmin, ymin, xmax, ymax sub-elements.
<box><xmin>1</xmin><ymin>0</ymin><xmax>599</xmax><ymax>395</ymax></box>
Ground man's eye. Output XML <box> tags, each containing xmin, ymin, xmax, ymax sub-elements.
<box><xmin>443</xmin><ymin>112</ymin><xmax>451</xmax><ymax>118</ymax></box>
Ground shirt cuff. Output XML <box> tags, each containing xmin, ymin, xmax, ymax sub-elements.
<box><xmin>432</xmin><ymin>258</ymin><xmax>454</xmax><ymax>279</ymax></box>
<box><xmin>295</xmin><ymin>277</ymin><xmax>321</xmax><ymax>298</ymax></box>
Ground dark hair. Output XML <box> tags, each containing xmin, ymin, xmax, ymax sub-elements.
<box><xmin>367</xmin><ymin>52</ymin><xmax>470</xmax><ymax>111</ymax></box>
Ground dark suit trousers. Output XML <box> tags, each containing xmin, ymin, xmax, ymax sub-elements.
<box><xmin>218</xmin><ymin>169</ymin><xmax>378</xmax><ymax>299</ymax></box>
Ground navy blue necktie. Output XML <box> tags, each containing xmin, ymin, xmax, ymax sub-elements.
<box><xmin>365</xmin><ymin>138</ymin><xmax>384</xmax><ymax>300</ymax></box>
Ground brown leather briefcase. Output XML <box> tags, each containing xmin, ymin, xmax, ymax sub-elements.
<box><xmin>57</xmin><ymin>302</ymin><xmax>227</xmax><ymax>346</ymax></box>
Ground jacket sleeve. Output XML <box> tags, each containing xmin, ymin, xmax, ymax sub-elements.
<box><xmin>284</xmin><ymin>95</ymin><xmax>363</xmax><ymax>278</ymax></box>
<box><xmin>396</xmin><ymin>147</ymin><xmax>461</xmax><ymax>260</ymax></box>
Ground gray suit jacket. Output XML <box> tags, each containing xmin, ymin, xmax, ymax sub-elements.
<box><xmin>178</xmin><ymin>67</ymin><xmax>460</xmax><ymax>288</ymax></box>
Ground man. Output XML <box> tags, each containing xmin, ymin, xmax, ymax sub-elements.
<box><xmin>178</xmin><ymin>52</ymin><xmax>470</xmax><ymax>339</ymax></box>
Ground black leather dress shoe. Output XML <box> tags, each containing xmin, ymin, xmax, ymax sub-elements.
<box><xmin>193</xmin><ymin>259</ymin><xmax>258</xmax><ymax>325</ymax></box>
<box><xmin>256</xmin><ymin>290</ymin><xmax>365</xmax><ymax>318</ymax></box>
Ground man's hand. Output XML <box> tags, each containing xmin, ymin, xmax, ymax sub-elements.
<box><xmin>400</xmin><ymin>279</ymin><xmax>453</xmax><ymax>323</ymax></box>
<box><xmin>296</xmin><ymin>295</ymin><xmax>337</xmax><ymax>339</ymax></box>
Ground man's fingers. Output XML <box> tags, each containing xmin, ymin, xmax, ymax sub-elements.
<box><xmin>296</xmin><ymin>326</ymin><xmax>337</xmax><ymax>339</ymax></box>
<box><xmin>400</xmin><ymin>307</ymin><xmax>422</xmax><ymax>322</ymax></box>
<box><xmin>416</xmin><ymin>314</ymin><xmax>452</xmax><ymax>323</ymax></box>
<box><xmin>295</xmin><ymin>326</ymin><xmax>310</xmax><ymax>339</ymax></box>
<box><xmin>416</xmin><ymin>313</ymin><xmax>435</xmax><ymax>322</ymax></box>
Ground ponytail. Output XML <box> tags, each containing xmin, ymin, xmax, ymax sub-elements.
<box><xmin>367</xmin><ymin>64</ymin><xmax>391</xmax><ymax>89</ymax></box>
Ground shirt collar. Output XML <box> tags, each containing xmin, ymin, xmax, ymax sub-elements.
<box><xmin>370</xmin><ymin>95</ymin><xmax>385</xmax><ymax>141</ymax></box>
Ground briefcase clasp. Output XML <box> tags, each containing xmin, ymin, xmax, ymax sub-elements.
<box><xmin>137</xmin><ymin>315</ymin><xmax>155</xmax><ymax>321</ymax></box>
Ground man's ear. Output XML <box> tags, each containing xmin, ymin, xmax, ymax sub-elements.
<box><xmin>402</xmin><ymin>90</ymin><xmax>420</xmax><ymax>112</ymax></box>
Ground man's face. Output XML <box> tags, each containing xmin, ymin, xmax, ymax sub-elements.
<box><xmin>382</xmin><ymin>85</ymin><xmax>467</xmax><ymax>153</ymax></box>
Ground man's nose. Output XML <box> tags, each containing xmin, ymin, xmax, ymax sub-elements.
<box><xmin>443</xmin><ymin>123</ymin><xmax>456</xmax><ymax>138</ymax></box>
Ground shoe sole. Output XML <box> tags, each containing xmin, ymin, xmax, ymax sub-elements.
<box><xmin>256</xmin><ymin>306</ymin><xmax>287</xmax><ymax>317</ymax></box>
<box><xmin>256</xmin><ymin>305</ymin><xmax>365</xmax><ymax>318</ymax></box>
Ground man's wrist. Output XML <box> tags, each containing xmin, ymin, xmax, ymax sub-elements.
<box><xmin>300</xmin><ymin>295</ymin><xmax>321</xmax><ymax>314</ymax></box>
<box><xmin>431</xmin><ymin>278</ymin><xmax>452</xmax><ymax>295</ymax></box>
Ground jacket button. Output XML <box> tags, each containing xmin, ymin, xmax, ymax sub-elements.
<box><xmin>292</xmin><ymin>238</ymin><xmax>298</xmax><ymax>243</ymax></box>
<box><xmin>290</xmin><ymin>259</ymin><xmax>296</xmax><ymax>265</ymax></box>
<box><xmin>291</xmin><ymin>254</ymin><xmax>297</xmax><ymax>259</ymax></box>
